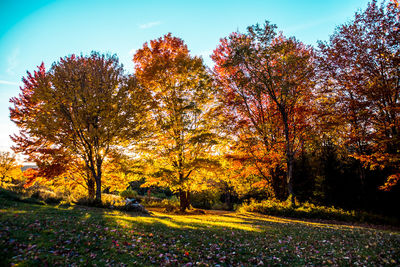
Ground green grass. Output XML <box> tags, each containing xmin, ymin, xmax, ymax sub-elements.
<box><xmin>0</xmin><ymin>197</ymin><xmax>399</xmax><ymax>266</ymax></box>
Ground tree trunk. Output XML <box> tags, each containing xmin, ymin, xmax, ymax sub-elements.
<box><xmin>282</xmin><ymin>110</ymin><xmax>295</xmax><ymax>205</ymax></box>
<box><xmin>287</xmin><ymin>152</ymin><xmax>295</xmax><ymax>204</ymax></box>
<box><xmin>179</xmin><ymin>190</ymin><xmax>185</xmax><ymax>211</ymax></box>
<box><xmin>186</xmin><ymin>191</ymin><xmax>190</xmax><ymax>209</ymax></box>
<box><xmin>87</xmin><ymin>178</ymin><xmax>95</xmax><ymax>200</ymax></box>
<box><xmin>94</xmin><ymin>177</ymin><xmax>102</xmax><ymax>204</ymax></box>
<box><xmin>358</xmin><ymin>164</ymin><xmax>366</xmax><ymax>207</ymax></box>
<box><xmin>226</xmin><ymin>191</ymin><xmax>233</xmax><ymax>211</ymax></box>
<box><xmin>271</xmin><ymin>168</ymin><xmax>286</xmax><ymax>200</ymax></box>
<box><xmin>179</xmin><ymin>190</ymin><xmax>190</xmax><ymax>212</ymax></box>
<box><xmin>94</xmin><ymin>159</ymin><xmax>102</xmax><ymax>204</ymax></box>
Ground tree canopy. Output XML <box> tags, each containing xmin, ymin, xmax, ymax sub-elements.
<box><xmin>318</xmin><ymin>0</ymin><xmax>400</xmax><ymax>191</ymax></box>
<box><xmin>10</xmin><ymin>52</ymin><xmax>149</xmax><ymax>202</ymax></box>
<box><xmin>6</xmin><ymin>0</ymin><xmax>400</xmax><ymax>213</ymax></box>
<box><xmin>212</xmin><ymin>22</ymin><xmax>315</xmax><ymax>201</ymax></box>
<box><xmin>134</xmin><ymin>34</ymin><xmax>220</xmax><ymax>211</ymax></box>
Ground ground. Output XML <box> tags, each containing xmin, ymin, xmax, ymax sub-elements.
<box><xmin>0</xmin><ymin>198</ymin><xmax>399</xmax><ymax>266</ymax></box>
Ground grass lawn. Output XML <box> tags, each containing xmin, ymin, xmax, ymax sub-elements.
<box><xmin>0</xmin><ymin>198</ymin><xmax>399</xmax><ymax>266</ymax></box>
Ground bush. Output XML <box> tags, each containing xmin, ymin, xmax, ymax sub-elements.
<box><xmin>102</xmin><ymin>193</ymin><xmax>125</xmax><ymax>206</ymax></box>
<box><xmin>141</xmin><ymin>195</ymin><xmax>179</xmax><ymax>210</ymax></box>
<box><xmin>191</xmin><ymin>190</ymin><xmax>225</xmax><ymax>210</ymax></box>
<box><xmin>120</xmin><ymin>189</ymin><xmax>139</xmax><ymax>199</ymax></box>
<box><xmin>74</xmin><ymin>194</ymin><xmax>149</xmax><ymax>214</ymax></box>
<box><xmin>30</xmin><ymin>189</ymin><xmax>63</xmax><ymax>204</ymax></box>
<box><xmin>0</xmin><ymin>187</ymin><xmax>21</xmax><ymax>201</ymax></box>
<box><xmin>4</xmin><ymin>182</ymin><xmax>27</xmax><ymax>195</ymax></box>
<box><xmin>75</xmin><ymin>193</ymin><xmax>124</xmax><ymax>207</ymax></box>
<box><xmin>74</xmin><ymin>197</ymin><xmax>100</xmax><ymax>207</ymax></box>
<box><xmin>0</xmin><ymin>188</ymin><xmax>44</xmax><ymax>205</ymax></box>
<box><xmin>211</xmin><ymin>201</ymin><xmax>230</xmax><ymax>211</ymax></box>
<box><xmin>237</xmin><ymin>198</ymin><xmax>398</xmax><ymax>225</ymax></box>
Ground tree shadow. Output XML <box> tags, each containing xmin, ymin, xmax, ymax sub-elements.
<box><xmin>1</xmin><ymin>198</ymin><xmax>398</xmax><ymax>266</ymax></box>
<box><xmin>0</xmin><ymin>198</ymin><xmax>122</xmax><ymax>265</ymax></box>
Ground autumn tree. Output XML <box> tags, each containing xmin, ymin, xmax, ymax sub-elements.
<box><xmin>102</xmin><ymin>149</ymin><xmax>145</xmax><ymax>193</ymax></box>
<box><xmin>8</xmin><ymin>64</ymin><xmax>80</xmax><ymax>191</ymax></box>
<box><xmin>10</xmin><ymin>129</ymin><xmax>96</xmax><ymax>198</ymax></box>
<box><xmin>212</xmin><ymin>22</ymin><xmax>315</xmax><ymax>202</ymax></box>
<box><xmin>318</xmin><ymin>0</ymin><xmax>400</xmax><ymax>191</ymax></box>
<box><xmin>10</xmin><ymin>52</ymin><xmax>149</xmax><ymax>202</ymax></box>
<box><xmin>0</xmin><ymin>151</ymin><xmax>21</xmax><ymax>186</ymax></box>
<box><xmin>134</xmin><ymin>34</ymin><xmax>219</xmax><ymax>211</ymax></box>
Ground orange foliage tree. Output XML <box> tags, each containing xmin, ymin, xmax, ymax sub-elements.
<box><xmin>0</xmin><ymin>151</ymin><xmax>21</xmax><ymax>186</ymax></box>
<box><xmin>102</xmin><ymin>149</ymin><xmax>145</xmax><ymax>193</ymax></box>
<box><xmin>133</xmin><ymin>34</ymin><xmax>219</xmax><ymax>211</ymax></box>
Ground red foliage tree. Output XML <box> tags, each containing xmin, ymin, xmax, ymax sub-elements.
<box><xmin>212</xmin><ymin>22</ymin><xmax>315</xmax><ymax>201</ymax></box>
<box><xmin>318</xmin><ymin>0</ymin><xmax>400</xmax><ymax>191</ymax></box>
<box><xmin>10</xmin><ymin>53</ymin><xmax>148</xmax><ymax>202</ymax></box>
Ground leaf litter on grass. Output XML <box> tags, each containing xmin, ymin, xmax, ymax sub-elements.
<box><xmin>0</xmin><ymin>199</ymin><xmax>399</xmax><ymax>266</ymax></box>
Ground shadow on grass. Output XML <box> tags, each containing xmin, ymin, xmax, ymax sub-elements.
<box><xmin>0</xmin><ymin>197</ymin><xmax>121</xmax><ymax>265</ymax></box>
<box><xmin>1</xmin><ymin>196</ymin><xmax>399</xmax><ymax>266</ymax></box>
<box><xmin>230</xmin><ymin>212</ymin><xmax>400</xmax><ymax>233</ymax></box>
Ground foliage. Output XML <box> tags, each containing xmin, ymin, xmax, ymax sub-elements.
<box><xmin>212</xmin><ymin>21</ymin><xmax>315</xmax><ymax>201</ymax></box>
<box><xmin>102</xmin><ymin>149</ymin><xmax>145</xmax><ymax>193</ymax></box>
<box><xmin>5</xmin><ymin>1</ymin><xmax>400</xmax><ymax>225</ymax></box>
<box><xmin>134</xmin><ymin>34</ymin><xmax>220</xmax><ymax>211</ymax></box>
<box><xmin>0</xmin><ymin>151</ymin><xmax>22</xmax><ymax>186</ymax></box>
<box><xmin>10</xmin><ymin>52</ymin><xmax>149</xmax><ymax>202</ymax></box>
<box><xmin>190</xmin><ymin>190</ymin><xmax>219</xmax><ymax>210</ymax></box>
<box><xmin>0</xmin><ymin>187</ymin><xmax>44</xmax><ymax>205</ymax></box>
<box><xmin>120</xmin><ymin>189</ymin><xmax>139</xmax><ymax>199</ymax></box>
<box><xmin>317</xmin><ymin>0</ymin><xmax>400</xmax><ymax>190</ymax></box>
<box><xmin>140</xmin><ymin>196</ymin><xmax>180</xmax><ymax>211</ymax></box>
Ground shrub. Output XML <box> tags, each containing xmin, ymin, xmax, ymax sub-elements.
<box><xmin>191</xmin><ymin>190</ymin><xmax>223</xmax><ymax>210</ymax></box>
<box><xmin>73</xmin><ymin>194</ymin><xmax>149</xmax><ymax>214</ymax></box>
<box><xmin>120</xmin><ymin>189</ymin><xmax>139</xmax><ymax>199</ymax></box>
<box><xmin>211</xmin><ymin>201</ymin><xmax>230</xmax><ymax>211</ymax></box>
<box><xmin>141</xmin><ymin>195</ymin><xmax>179</xmax><ymax>210</ymax></box>
<box><xmin>4</xmin><ymin>182</ymin><xmax>27</xmax><ymax>195</ymax></box>
<box><xmin>237</xmin><ymin>199</ymin><xmax>398</xmax><ymax>225</ymax></box>
<box><xmin>102</xmin><ymin>193</ymin><xmax>125</xmax><ymax>207</ymax></box>
<box><xmin>75</xmin><ymin>194</ymin><xmax>124</xmax><ymax>207</ymax></box>
<box><xmin>30</xmin><ymin>189</ymin><xmax>63</xmax><ymax>204</ymax></box>
<box><xmin>0</xmin><ymin>188</ymin><xmax>44</xmax><ymax>205</ymax></box>
<box><xmin>0</xmin><ymin>187</ymin><xmax>21</xmax><ymax>201</ymax></box>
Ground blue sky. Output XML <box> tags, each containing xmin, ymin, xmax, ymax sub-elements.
<box><xmin>0</xmin><ymin>0</ymin><xmax>371</xmax><ymax>152</ymax></box>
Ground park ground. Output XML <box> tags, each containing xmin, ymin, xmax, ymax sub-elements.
<box><xmin>0</xmin><ymin>198</ymin><xmax>399</xmax><ymax>266</ymax></box>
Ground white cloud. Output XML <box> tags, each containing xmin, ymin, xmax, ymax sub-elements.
<box><xmin>139</xmin><ymin>21</ymin><xmax>162</xmax><ymax>29</ymax></box>
<box><xmin>7</xmin><ymin>48</ymin><xmax>20</xmax><ymax>75</ymax></box>
<box><xmin>0</xmin><ymin>80</ymin><xmax>21</xmax><ymax>86</ymax></box>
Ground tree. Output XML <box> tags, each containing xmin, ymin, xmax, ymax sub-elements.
<box><xmin>102</xmin><ymin>149</ymin><xmax>145</xmax><ymax>193</ymax></box>
<box><xmin>0</xmin><ymin>151</ymin><xmax>21</xmax><ymax>186</ymax></box>
<box><xmin>10</xmin><ymin>52</ymin><xmax>149</xmax><ymax>202</ymax></box>
<box><xmin>10</xmin><ymin>130</ymin><xmax>97</xmax><ymax>198</ymax></box>
<box><xmin>133</xmin><ymin>34</ymin><xmax>219</xmax><ymax>211</ymax></box>
<box><xmin>318</xmin><ymin>0</ymin><xmax>400</xmax><ymax>191</ymax></box>
<box><xmin>212</xmin><ymin>22</ymin><xmax>315</xmax><ymax>202</ymax></box>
